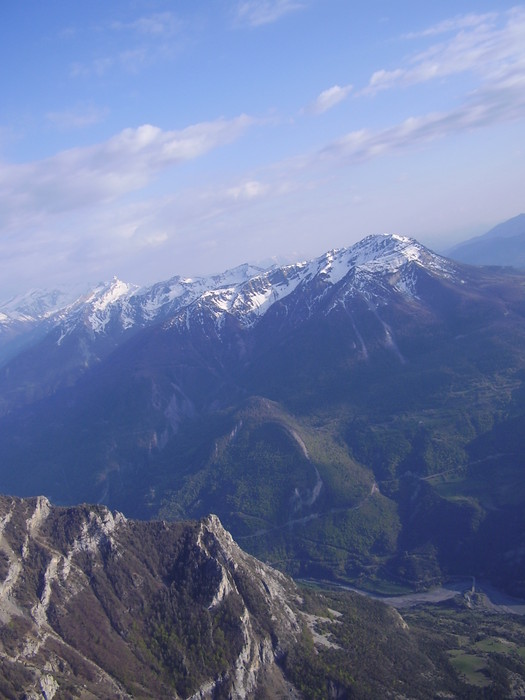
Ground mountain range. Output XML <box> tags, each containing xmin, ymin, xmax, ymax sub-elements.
<box><xmin>1</xmin><ymin>232</ymin><xmax>525</xmax><ymax>597</ymax></box>
<box><xmin>0</xmin><ymin>233</ymin><xmax>461</xmax><ymax>412</ymax></box>
<box><xmin>446</xmin><ymin>213</ymin><xmax>525</xmax><ymax>268</ymax></box>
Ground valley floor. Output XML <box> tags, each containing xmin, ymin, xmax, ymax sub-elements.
<box><xmin>303</xmin><ymin>577</ymin><xmax>525</xmax><ymax>615</ymax></box>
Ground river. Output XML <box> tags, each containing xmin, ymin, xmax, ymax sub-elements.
<box><xmin>303</xmin><ymin>578</ymin><xmax>525</xmax><ymax>615</ymax></box>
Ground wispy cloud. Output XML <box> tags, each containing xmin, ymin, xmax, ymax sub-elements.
<box><xmin>70</xmin><ymin>12</ymin><xmax>183</xmax><ymax>78</ymax></box>
<box><xmin>364</xmin><ymin>7</ymin><xmax>525</xmax><ymax>94</ymax></box>
<box><xmin>403</xmin><ymin>12</ymin><xmax>497</xmax><ymax>39</ymax></box>
<box><xmin>70</xmin><ymin>57</ymin><xmax>114</xmax><ymax>78</ymax></box>
<box><xmin>317</xmin><ymin>80</ymin><xmax>525</xmax><ymax>167</ymax></box>
<box><xmin>0</xmin><ymin>116</ymin><xmax>255</xmax><ymax>231</ymax></box>
<box><xmin>227</xmin><ymin>180</ymin><xmax>269</xmax><ymax>200</ymax></box>
<box><xmin>235</xmin><ymin>0</ymin><xmax>305</xmax><ymax>27</ymax></box>
<box><xmin>111</xmin><ymin>12</ymin><xmax>181</xmax><ymax>36</ymax></box>
<box><xmin>304</xmin><ymin>84</ymin><xmax>353</xmax><ymax>115</ymax></box>
<box><xmin>70</xmin><ymin>47</ymin><xmax>156</xmax><ymax>78</ymax></box>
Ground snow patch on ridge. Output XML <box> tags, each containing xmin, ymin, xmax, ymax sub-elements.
<box><xmin>3</xmin><ymin>234</ymin><xmax>460</xmax><ymax>345</ymax></box>
<box><xmin>86</xmin><ymin>278</ymin><xmax>138</xmax><ymax>333</ymax></box>
<box><xmin>114</xmin><ymin>234</ymin><xmax>457</xmax><ymax>334</ymax></box>
<box><xmin>314</xmin><ymin>249</ymin><xmax>353</xmax><ymax>286</ymax></box>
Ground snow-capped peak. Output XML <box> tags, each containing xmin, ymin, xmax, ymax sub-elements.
<box><xmin>79</xmin><ymin>279</ymin><xmax>138</xmax><ymax>333</ymax></box>
<box><xmin>2</xmin><ymin>233</ymin><xmax>460</xmax><ymax>347</ymax></box>
<box><xmin>171</xmin><ymin>234</ymin><xmax>456</xmax><ymax>331</ymax></box>
<box><xmin>324</xmin><ymin>234</ymin><xmax>456</xmax><ymax>288</ymax></box>
<box><xmin>84</xmin><ymin>277</ymin><xmax>138</xmax><ymax>309</ymax></box>
<box><xmin>342</xmin><ymin>234</ymin><xmax>423</xmax><ymax>270</ymax></box>
<box><xmin>0</xmin><ymin>287</ymin><xmax>83</xmax><ymax>323</ymax></box>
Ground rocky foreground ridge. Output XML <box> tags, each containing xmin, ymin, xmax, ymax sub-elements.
<box><xmin>0</xmin><ymin>494</ymin><xmax>468</xmax><ymax>700</ymax></box>
<box><xmin>0</xmin><ymin>494</ymin><xmax>306</xmax><ymax>699</ymax></box>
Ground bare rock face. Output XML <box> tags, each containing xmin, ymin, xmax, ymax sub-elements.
<box><xmin>0</xmin><ymin>496</ymin><xmax>302</xmax><ymax>699</ymax></box>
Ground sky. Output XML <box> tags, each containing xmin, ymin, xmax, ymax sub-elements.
<box><xmin>1</xmin><ymin>0</ymin><xmax>525</xmax><ymax>298</ymax></box>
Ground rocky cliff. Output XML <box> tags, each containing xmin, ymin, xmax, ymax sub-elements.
<box><xmin>0</xmin><ymin>495</ymin><xmax>468</xmax><ymax>699</ymax></box>
<box><xmin>0</xmin><ymin>495</ymin><xmax>302</xmax><ymax>698</ymax></box>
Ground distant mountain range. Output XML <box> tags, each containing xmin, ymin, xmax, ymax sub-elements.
<box><xmin>1</xmin><ymin>232</ymin><xmax>525</xmax><ymax>596</ymax></box>
<box><xmin>446</xmin><ymin>213</ymin><xmax>525</xmax><ymax>268</ymax></box>
<box><xmin>0</xmin><ymin>234</ymin><xmax>458</xmax><ymax>412</ymax></box>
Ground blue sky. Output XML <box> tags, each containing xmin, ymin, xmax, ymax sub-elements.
<box><xmin>1</xmin><ymin>1</ymin><xmax>524</xmax><ymax>297</ymax></box>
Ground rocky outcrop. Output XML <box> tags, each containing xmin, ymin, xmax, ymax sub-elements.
<box><xmin>0</xmin><ymin>495</ymin><xmax>469</xmax><ymax>699</ymax></box>
<box><xmin>0</xmin><ymin>496</ymin><xmax>304</xmax><ymax>699</ymax></box>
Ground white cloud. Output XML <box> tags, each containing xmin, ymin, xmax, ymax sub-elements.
<box><xmin>235</xmin><ymin>0</ymin><xmax>305</xmax><ymax>27</ymax></box>
<box><xmin>367</xmin><ymin>68</ymin><xmax>404</xmax><ymax>92</ymax></box>
<box><xmin>227</xmin><ymin>180</ymin><xmax>269</xmax><ymax>200</ymax></box>
<box><xmin>0</xmin><ymin>116</ymin><xmax>254</xmax><ymax>231</ymax></box>
<box><xmin>305</xmin><ymin>84</ymin><xmax>352</xmax><ymax>115</ymax></box>
<box><xmin>364</xmin><ymin>7</ymin><xmax>525</xmax><ymax>94</ymax></box>
<box><xmin>318</xmin><ymin>79</ymin><xmax>525</xmax><ymax>166</ymax></box>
